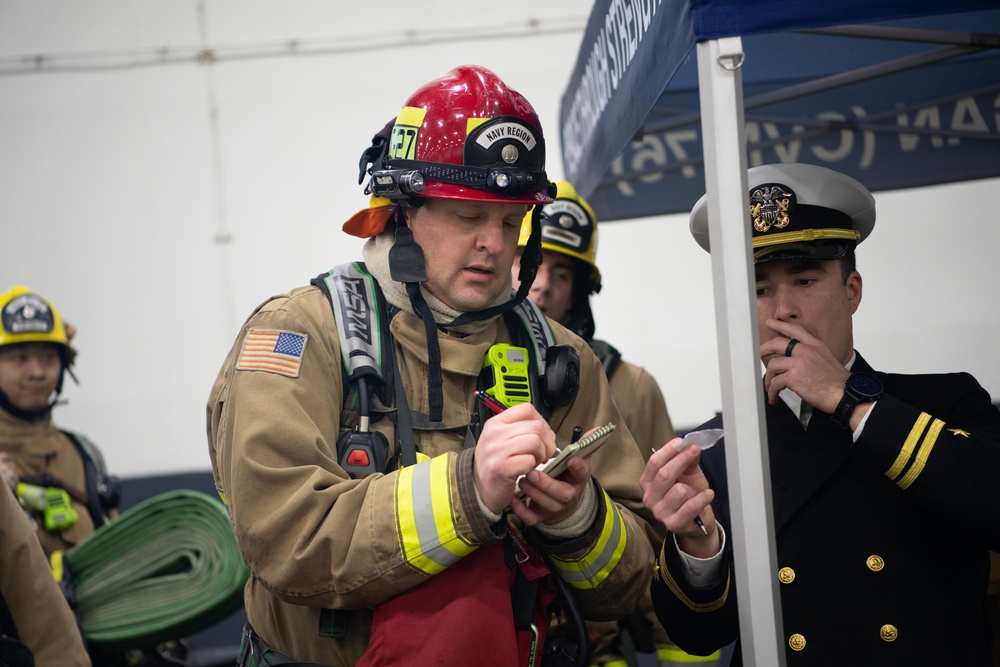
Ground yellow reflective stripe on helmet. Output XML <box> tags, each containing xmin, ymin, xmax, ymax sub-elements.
<box><xmin>396</xmin><ymin>454</ymin><xmax>476</xmax><ymax>575</ymax></box>
<box><xmin>547</xmin><ymin>490</ymin><xmax>626</xmax><ymax>589</ymax></box>
<box><xmin>885</xmin><ymin>412</ymin><xmax>944</xmax><ymax>489</ymax></box>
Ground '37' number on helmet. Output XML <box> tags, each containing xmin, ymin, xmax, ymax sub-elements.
<box><xmin>390</xmin><ymin>126</ymin><xmax>419</xmax><ymax>161</ymax></box>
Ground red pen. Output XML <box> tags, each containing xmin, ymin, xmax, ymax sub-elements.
<box><xmin>474</xmin><ymin>390</ymin><xmax>506</xmax><ymax>415</ymax></box>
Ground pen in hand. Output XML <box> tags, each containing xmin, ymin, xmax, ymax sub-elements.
<box><xmin>474</xmin><ymin>390</ymin><xmax>506</xmax><ymax>415</ymax></box>
<box><xmin>652</xmin><ymin>446</ymin><xmax>709</xmax><ymax>536</ymax></box>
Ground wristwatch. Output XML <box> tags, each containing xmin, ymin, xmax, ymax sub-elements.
<box><xmin>831</xmin><ymin>372</ymin><xmax>883</xmax><ymax>429</ymax></box>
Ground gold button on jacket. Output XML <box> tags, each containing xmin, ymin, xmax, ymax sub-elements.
<box><xmin>867</xmin><ymin>555</ymin><xmax>885</xmax><ymax>571</ymax></box>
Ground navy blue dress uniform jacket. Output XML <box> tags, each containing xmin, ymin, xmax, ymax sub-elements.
<box><xmin>650</xmin><ymin>352</ymin><xmax>1000</xmax><ymax>666</ymax></box>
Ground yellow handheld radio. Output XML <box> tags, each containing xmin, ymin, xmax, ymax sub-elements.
<box><xmin>482</xmin><ymin>344</ymin><xmax>532</xmax><ymax>408</ymax></box>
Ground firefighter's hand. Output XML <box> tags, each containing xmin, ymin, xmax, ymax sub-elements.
<box><xmin>0</xmin><ymin>452</ymin><xmax>19</xmax><ymax>487</ymax></box>
<box><xmin>640</xmin><ymin>438</ymin><xmax>720</xmax><ymax>558</ymax></box>
<box><xmin>511</xmin><ymin>454</ymin><xmax>592</xmax><ymax>527</ymax></box>
<box><xmin>473</xmin><ymin>403</ymin><xmax>557</xmax><ymax>515</ymax></box>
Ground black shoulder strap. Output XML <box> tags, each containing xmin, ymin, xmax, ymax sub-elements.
<box><xmin>60</xmin><ymin>430</ymin><xmax>118</xmax><ymax>528</ymax></box>
<box><xmin>588</xmin><ymin>339</ymin><xmax>622</xmax><ymax>380</ymax></box>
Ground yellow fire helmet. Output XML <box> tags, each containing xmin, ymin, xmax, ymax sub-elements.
<box><xmin>0</xmin><ymin>286</ymin><xmax>76</xmax><ymax>366</ymax></box>
<box><xmin>518</xmin><ymin>180</ymin><xmax>601</xmax><ymax>294</ymax></box>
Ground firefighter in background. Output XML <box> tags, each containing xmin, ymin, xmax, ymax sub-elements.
<box><xmin>513</xmin><ymin>182</ymin><xmax>721</xmax><ymax>667</ymax></box>
<box><xmin>0</xmin><ymin>286</ymin><xmax>120</xmax><ymax>556</ymax></box>
<box><xmin>0</xmin><ymin>288</ymin><xmax>198</xmax><ymax>667</ymax></box>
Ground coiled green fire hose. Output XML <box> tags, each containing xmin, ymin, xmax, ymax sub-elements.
<box><xmin>61</xmin><ymin>489</ymin><xmax>248</xmax><ymax>650</ymax></box>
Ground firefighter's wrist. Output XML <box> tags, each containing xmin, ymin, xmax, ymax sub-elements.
<box><xmin>534</xmin><ymin>480</ymin><xmax>597</xmax><ymax>539</ymax></box>
<box><xmin>475</xmin><ymin>484</ymin><xmax>503</xmax><ymax>524</ymax></box>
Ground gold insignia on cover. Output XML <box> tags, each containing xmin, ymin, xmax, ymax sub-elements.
<box><xmin>749</xmin><ymin>185</ymin><xmax>793</xmax><ymax>232</ymax></box>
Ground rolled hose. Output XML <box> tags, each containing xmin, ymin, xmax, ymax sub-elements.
<box><xmin>63</xmin><ymin>489</ymin><xmax>248</xmax><ymax>650</ymax></box>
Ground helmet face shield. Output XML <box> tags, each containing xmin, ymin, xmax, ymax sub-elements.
<box><xmin>363</xmin><ymin>66</ymin><xmax>555</xmax><ymax>206</ymax></box>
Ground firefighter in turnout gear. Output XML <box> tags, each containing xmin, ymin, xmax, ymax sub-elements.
<box><xmin>208</xmin><ymin>65</ymin><xmax>655</xmax><ymax>666</ymax></box>
<box><xmin>513</xmin><ymin>182</ymin><xmax>720</xmax><ymax>667</ymax></box>
<box><xmin>0</xmin><ymin>286</ymin><xmax>119</xmax><ymax>556</ymax></box>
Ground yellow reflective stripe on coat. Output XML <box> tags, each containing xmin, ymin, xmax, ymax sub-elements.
<box><xmin>547</xmin><ymin>490</ymin><xmax>626</xmax><ymax>589</ymax></box>
<box><xmin>49</xmin><ymin>549</ymin><xmax>65</xmax><ymax>582</ymax></box>
<box><xmin>658</xmin><ymin>645</ymin><xmax>723</xmax><ymax>664</ymax></box>
<box><xmin>396</xmin><ymin>454</ymin><xmax>476</xmax><ymax>575</ymax></box>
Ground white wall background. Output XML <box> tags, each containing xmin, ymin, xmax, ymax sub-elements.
<box><xmin>1</xmin><ymin>1</ymin><xmax>998</xmax><ymax>478</ymax></box>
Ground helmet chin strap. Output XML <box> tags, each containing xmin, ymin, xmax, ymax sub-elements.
<box><xmin>387</xmin><ymin>206</ymin><xmax>543</xmax><ymax>423</ymax></box>
<box><xmin>0</xmin><ymin>385</ymin><xmax>58</xmax><ymax>423</ymax></box>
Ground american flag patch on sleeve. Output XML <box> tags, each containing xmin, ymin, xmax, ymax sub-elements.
<box><xmin>236</xmin><ymin>329</ymin><xmax>308</xmax><ymax>377</ymax></box>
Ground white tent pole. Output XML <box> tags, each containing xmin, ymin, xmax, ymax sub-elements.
<box><xmin>696</xmin><ymin>36</ymin><xmax>786</xmax><ymax>667</ymax></box>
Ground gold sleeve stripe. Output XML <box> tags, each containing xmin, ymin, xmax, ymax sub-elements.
<box><xmin>548</xmin><ymin>491</ymin><xmax>628</xmax><ymax>590</ymax></box>
<box><xmin>885</xmin><ymin>412</ymin><xmax>931</xmax><ymax>480</ymax></box>
<box><xmin>655</xmin><ymin>542</ymin><xmax>729</xmax><ymax>613</ymax></box>
<box><xmin>396</xmin><ymin>455</ymin><xmax>476</xmax><ymax>576</ymax></box>
<box><xmin>896</xmin><ymin>418</ymin><xmax>945</xmax><ymax>490</ymax></box>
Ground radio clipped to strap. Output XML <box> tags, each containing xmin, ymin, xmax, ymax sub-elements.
<box><xmin>506</xmin><ymin>298</ymin><xmax>581</xmax><ymax>413</ymax></box>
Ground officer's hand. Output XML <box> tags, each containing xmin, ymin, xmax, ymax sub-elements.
<box><xmin>473</xmin><ymin>403</ymin><xmax>556</xmax><ymax>515</ymax></box>
<box><xmin>760</xmin><ymin>319</ymin><xmax>850</xmax><ymax>413</ymax></box>
<box><xmin>511</xmin><ymin>448</ymin><xmax>592</xmax><ymax>527</ymax></box>
<box><xmin>0</xmin><ymin>452</ymin><xmax>19</xmax><ymax>487</ymax></box>
<box><xmin>640</xmin><ymin>438</ymin><xmax>720</xmax><ymax>558</ymax></box>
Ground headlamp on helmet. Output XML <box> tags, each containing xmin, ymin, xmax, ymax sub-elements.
<box><xmin>369</xmin><ymin>169</ymin><xmax>427</xmax><ymax>200</ymax></box>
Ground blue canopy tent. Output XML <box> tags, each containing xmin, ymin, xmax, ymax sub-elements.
<box><xmin>561</xmin><ymin>1</ymin><xmax>1000</xmax><ymax>220</ymax></box>
<box><xmin>559</xmin><ymin>2</ymin><xmax>999</xmax><ymax>664</ymax></box>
